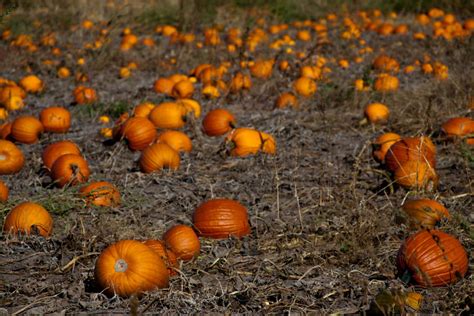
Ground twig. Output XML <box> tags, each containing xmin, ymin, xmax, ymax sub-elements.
<box><xmin>12</xmin><ymin>292</ymin><xmax>62</xmax><ymax>315</ymax></box>
<box><xmin>55</xmin><ymin>252</ymin><xmax>100</xmax><ymax>273</ymax></box>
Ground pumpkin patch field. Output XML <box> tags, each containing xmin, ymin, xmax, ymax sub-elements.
<box><xmin>0</xmin><ymin>1</ymin><xmax>473</xmax><ymax>314</ymax></box>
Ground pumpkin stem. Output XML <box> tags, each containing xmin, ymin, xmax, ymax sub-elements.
<box><xmin>114</xmin><ymin>258</ymin><xmax>128</xmax><ymax>272</ymax></box>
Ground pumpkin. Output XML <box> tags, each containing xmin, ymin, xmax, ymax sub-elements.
<box><xmin>177</xmin><ymin>99</ymin><xmax>201</xmax><ymax>118</ymax></box>
<box><xmin>42</xmin><ymin>141</ymin><xmax>81</xmax><ymax>170</ymax></box>
<box><xmin>394</xmin><ymin>161</ymin><xmax>438</xmax><ymax>191</ymax></box>
<box><xmin>3</xmin><ymin>202</ymin><xmax>53</xmax><ymax>237</ymax></box>
<box><xmin>372</xmin><ymin>55</ymin><xmax>400</xmax><ymax>73</ymax></box>
<box><xmin>169</xmin><ymin>74</ymin><xmax>189</xmax><ymax>84</ymax></box>
<box><xmin>0</xmin><ymin>140</ymin><xmax>24</xmax><ymax>174</ymax></box>
<box><xmin>249</xmin><ymin>59</ymin><xmax>274</xmax><ymax>79</ymax></box>
<box><xmin>385</xmin><ymin>137</ymin><xmax>436</xmax><ymax>172</ymax></box>
<box><xmin>133</xmin><ymin>102</ymin><xmax>155</xmax><ymax>118</ymax></box>
<box><xmin>193</xmin><ymin>199</ymin><xmax>251</xmax><ymax>239</ymax></box>
<box><xmin>202</xmin><ymin>109</ymin><xmax>236</xmax><ymax>137</ymax></box>
<box><xmin>39</xmin><ymin>106</ymin><xmax>71</xmax><ymax>133</ymax></box>
<box><xmin>171</xmin><ymin>80</ymin><xmax>194</xmax><ymax>99</ymax></box>
<box><xmin>374</xmin><ymin>74</ymin><xmax>399</xmax><ymax>92</ymax></box>
<box><xmin>225</xmin><ymin>128</ymin><xmax>276</xmax><ymax>156</ymax></box>
<box><xmin>143</xmin><ymin>239</ymin><xmax>179</xmax><ymax>276</ymax></box>
<box><xmin>157</xmin><ymin>130</ymin><xmax>192</xmax><ymax>153</ymax></box>
<box><xmin>401</xmin><ymin>199</ymin><xmax>450</xmax><ymax>229</ymax></box>
<box><xmin>73</xmin><ymin>85</ymin><xmax>97</xmax><ymax>104</ymax></box>
<box><xmin>11</xmin><ymin>116</ymin><xmax>44</xmax><ymax>144</ymax></box>
<box><xmin>0</xmin><ymin>180</ymin><xmax>8</xmax><ymax>202</ymax></box>
<box><xmin>51</xmin><ymin>154</ymin><xmax>90</xmax><ymax>187</ymax></box>
<box><xmin>275</xmin><ymin>92</ymin><xmax>299</xmax><ymax>109</ymax></box>
<box><xmin>202</xmin><ymin>84</ymin><xmax>221</xmax><ymax>99</ymax></box>
<box><xmin>163</xmin><ymin>224</ymin><xmax>200</xmax><ymax>261</ymax></box>
<box><xmin>117</xmin><ymin>117</ymin><xmax>157</xmax><ymax>151</ymax></box>
<box><xmin>0</xmin><ymin>122</ymin><xmax>12</xmax><ymax>140</ymax></box>
<box><xmin>372</xmin><ymin>132</ymin><xmax>401</xmax><ymax>163</ymax></box>
<box><xmin>397</xmin><ymin>230</ymin><xmax>468</xmax><ymax>287</ymax></box>
<box><xmin>229</xmin><ymin>72</ymin><xmax>252</xmax><ymax>93</ymax></box>
<box><xmin>441</xmin><ymin>117</ymin><xmax>474</xmax><ymax>140</ymax></box>
<box><xmin>149</xmin><ymin>102</ymin><xmax>187</xmax><ymax>129</ymax></box>
<box><xmin>94</xmin><ymin>240</ymin><xmax>169</xmax><ymax>297</ymax></box>
<box><xmin>0</xmin><ymin>84</ymin><xmax>26</xmax><ymax>105</ymax></box>
<box><xmin>364</xmin><ymin>103</ymin><xmax>390</xmax><ymax>124</ymax></box>
<box><xmin>139</xmin><ymin>143</ymin><xmax>180</xmax><ymax>173</ymax></box>
<box><xmin>79</xmin><ymin>181</ymin><xmax>121</xmax><ymax>207</ymax></box>
<box><xmin>19</xmin><ymin>75</ymin><xmax>44</xmax><ymax>93</ymax></box>
<box><xmin>293</xmin><ymin>77</ymin><xmax>317</xmax><ymax>97</ymax></box>
<box><xmin>0</xmin><ymin>108</ymin><xmax>8</xmax><ymax>121</ymax></box>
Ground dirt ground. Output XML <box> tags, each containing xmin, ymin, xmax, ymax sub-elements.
<box><xmin>0</xmin><ymin>4</ymin><xmax>473</xmax><ymax>314</ymax></box>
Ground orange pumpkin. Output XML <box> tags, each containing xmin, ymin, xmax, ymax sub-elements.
<box><xmin>79</xmin><ymin>181</ymin><xmax>121</xmax><ymax>207</ymax></box>
<box><xmin>202</xmin><ymin>109</ymin><xmax>236</xmax><ymax>137</ymax></box>
<box><xmin>229</xmin><ymin>72</ymin><xmax>252</xmax><ymax>93</ymax></box>
<box><xmin>394</xmin><ymin>161</ymin><xmax>438</xmax><ymax>191</ymax></box>
<box><xmin>117</xmin><ymin>117</ymin><xmax>157</xmax><ymax>151</ymax></box>
<box><xmin>385</xmin><ymin>137</ymin><xmax>436</xmax><ymax>172</ymax></box>
<box><xmin>3</xmin><ymin>202</ymin><xmax>53</xmax><ymax>237</ymax></box>
<box><xmin>163</xmin><ymin>224</ymin><xmax>200</xmax><ymax>261</ymax></box>
<box><xmin>0</xmin><ymin>122</ymin><xmax>12</xmax><ymax>140</ymax></box>
<box><xmin>193</xmin><ymin>199</ymin><xmax>251</xmax><ymax>239</ymax></box>
<box><xmin>225</xmin><ymin>128</ymin><xmax>276</xmax><ymax>156</ymax></box>
<box><xmin>364</xmin><ymin>103</ymin><xmax>390</xmax><ymax>124</ymax></box>
<box><xmin>11</xmin><ymin>116</ymin><xmax>44</xmax><ymax>144</ymax></box>
<box><xmin>139</xmin><ymin>143</ymin><xmax>180</xmax><ymax>173</ymax></box>
<box><xmin>0</xmin><ymin>180</ymin><xmax>8</xmax><ymax>202</ymax></box>
<box><xmin>143</xmin><ymin>239</ymin><xmax>179</xmax><ymax>276</ymax></box>
<box><xmin>73</xmin><ymin>85</ymin><xmax>97</xmax><ymax>104</ymax></box>
<box><xmin>19</xmin><ymin>75</ymin><xmax>44</xmax><ymax>93</ymax></box>
<box><xmin>374</xmin><ymin>74</ymin><xmax>399</xmax><ymax>92</ymax></box>
<box><xmin>149</xmin><ymin>102</ymin><xmax>187</xmax><ymax>129</ymax></box>
<box><xmin>177</xmin><ymin>99</ymin><xmax>201</xmax><ymax>118</ymax></box>
<box><xmin>0</xmin><ymin>140</ymin><xmax>24</xmax><ymax>174</ymax></box>
<box><xmin>133</xmin><ymin>102</ymin><xmax>155</xmax><ymax>118</ymax></box>
<box><xmin>51</xmin><ymin>154</ymin><xmax>90</xmax><ymax>187</ymax></box>
<box><xmin>171</xmin><ymin>80</ymin><xmax>194</xmax><ymax>99</ymax></box>
<box><xmin>373</xmin><ymin>55</ymin><xmax>400</xmax><ymax>73</ymax></box>
<box><xmin>397</xmin><ymin>230</ymin><xmax>468</xmax><ymax>287</ymax></box>
<box><xmin>42</xmin><ymin>141</ymin><xmax>81</xmax><ymax>170</ymax></box>
<box><xmin>372</xmin><ymin>132</ymin><xmax>401</xmax><ymax>163</ymax></box>
<box><xmin>39</xmin><ymin>106</ymin><xmax>71</xmax><ymax>133</ymax></box>
<box><xmin>293</xmin><ymin>77</ymin><xmax>317</xmax><ymax>97</ymax></box>
<box><xmin>157</xmin><ymin>130</ymin><xmax>192</xmax><ymax>153</ymax></box>
<box><xmin>0</xmin><ymin>84</ymin><xmax>26</xmax><ymax>105</ymax></box>
<box><xmin>401</xmin><ymin>199</ymin><xmax>450</xmax><ymax>229</ymax></box>
<box><xmin>249</xmin><ymin>59</ymin><xmax>274</xmax><ymax>79</ymax></box>
<box><xmin>275</xmin><ymin>92</ymin><xmax>299</xmax><ymax>109</ymax></box>
<box><xmin>441</xmin><ymin>117</ymin><xmax>474</xmax><ymax>140</ymax></box>
<box><xmin>94</xmin><ymin>240</ymin><xmax>169</xmax><ymax>297</ymax></box>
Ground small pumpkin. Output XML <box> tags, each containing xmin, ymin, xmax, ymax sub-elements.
<box><xmin>133</xmin><ymin>102</ymin><xmax>155</xmax><ymax>118</ymax></box>
<box><xmin>3</xmin><ymin>202</ymin><xmax>53</xmax><ymax>237</ymax></box>
<box><xmin>385</xmin><ymin>137</ymin><xmax>436</xmax><ymax>172</ymax></box>
<box><xmin>117</xmin><ymin>117</ymin><xmax>157</xmax><ymax>151</ymax></box>
<box><xmin>51</xmin><ymin>154</ymin><xmax>90</xmax><ymax>187</ymax></box>
<box><xmin>163</xmin><ymin>224</ymin><xmax>200</xmax><ymax>261</ymax></box>
<box><xmin>157</xmin><ymin>130</ymin><xmax>192</xmax><ymax>153</ymax></box>
<box><xmin>19</xmin><ymin>75</ymin><xmax>44</xmax><ymax>93</ymax></box>
<box><xmin>171</xmin><ymin>80</ymin><xmax>194</xmax><ymax>99</ymax></box>
<box><xmin>401</xmin><ymin>199</ymin><xmax>450</xmax><ymax>229</ymax></box>
<box><xmin>79</xmin><ymin>181</ymin><xmax>121</xmax><ymax>207</ymax></box>
<box><xmin>193</xmin><ymin>199</ymin><xmax>251</xmax><ymax>239</ymax></box>
<box><xmin>293</xmin><ymin>77</ymin><xmax>317</xmax><ymax>97</ymax></box>
<box><xmin>0</xmin><ymin>139</ymin><xmax>25</xmax><ymax>174</ymax></box>
<box><xmin>0</xmin><ymin>180</ymin><xmax>8</xmax><ymax>202</ymax></box>
<box><xmin>73</xmin><ymin>85</ymin><xmax>97</xmax><ymax>104</ymax></box>
<box><xmin>42</xmin><ymin>141</ymin><xmax>81</xmax><ymax>170</ymax></box>
<box><xmin>394</xmin><ymin>161</ymin><xmax>438</xmax><ymax>191</ymax></box>
<box><xmin>11</xmin><ymin>116</ymin><xmax>44</xmax><ymax>144</ymax></box>
<box><xmin>139</xmin><ymin>143</ymin><xmax>180</xmax><ymax>173</ymax></box>
<box><xmin>364</xmin><ymin>103</ymin><xmax>390</xmax><ymax>124</ymax></box>
<box><xmin>397</xmin><ymin>230</ymin><xmax>468</xmax><ymax>287</ymax></box>
<box><xmin>153</xmin><ymin>78</ymin><xmax>175</xmax><ymax>95</ymax></box>
<box><xmin>275</xmin><ymin>92</ymin><xmax>299</xmax><ymax>109</ymax></box>
<box><xmin>202</xmin><ymin>109</ymin><xmax>236</xmax><ymax>137</ymax></box>
<box><xmin>149</xmin><ymin>102</ymin><xmax>187</xmax><ymax>129</ymax></box>
<box><xmin>372</xmin><ymin>55</ymin><xmax>400</xmax><ymax>73</ymax></box>
<box><xmin>176</xmin><ymin>99</ymin><xmax>201</xmax><ymax>118</ymax></box>
<box><xmin>39</xmin><ymin>106</ymin><xmax>71</xmax><ymax>133</ymax></box>
<box><xmin>372</xmin><ymin>132</ymin><xmax>401</xmax><ymax>163</ymax></box>
<box><xmin>249</xmin><ymin>59</ymin><xmax>274</xmax><ymax>79</ymax></box>
<box><xmin>0</xmin><ymin>122</ymin><xmax>12</xmax><ymax>140</ymax></box>
<box><xmin>225</xmin><ymin>128</ymin><xmax>276</xmax><ymax>157</ymax></box>
<box><xmin>94</xmin><ymin>240</ymin><xmax>169</xmax><ymax>297</ymax></box>
<box><xmin>143</xmin><ymin>239</ymin><xmax>179</xmax><ymax>276</ymax></box>
<box><xmin>374</xmin><ymin>74</ymin><xmax>399</xmax><ymax>92</ymax></box>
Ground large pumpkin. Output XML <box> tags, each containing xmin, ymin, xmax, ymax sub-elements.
<box><xmin>149</xmin><ymin>102</ymin><xmax>187</xmax><ymax>129</ymax></box>
<box><xmin>51</xmin><ymin>154</ymin><xmax>90</xmax><ymax>187</ymax></box>
<box><xmin>202</xmin><ymin>109</ymin><xmax>236</xmax><ymax>137</ymax></box>
<box><xmin>42</xmin><ymin>141</ymin><xmax>81</xmax><ymax>170</ymax></box>
<box><xmin>94</xmin><ymin>240</ymin><xmax>169</xmax><ymax>297</ymax></box>
<box><xmin>39</xmin><ymin>106</ymin><xmax>71</xmax><ymax>133</ymax></box>
<box><xmin>11</xmin><ymin>116</ymin><xmax>44</xmax><ymax>144</ymax></box>
<box><xmin>157</xmin><ymin>130</ymin><xmax>192</xmax><ymax>153</ymax></box>
<box><xmin>225</xmin><ymin>128</ymin><xmax>276</xmax><ymax>156</ymax></box>
<box><xmin>193</xmin><ymin>199</ymin><xmax>251</xmax><ymax>239</ymax></box>
<box><xmin>401</xmin><ymin>199</ymin><xmax>450</xmax><ymax>229</ymax></box>
<box><xmin>139</xmin><ymin>143</ymin><xmax>180</xmax><ymax>173</ymax></box>
<box><xmin>0</xmin><ymin>139</ymin><xmax>25</xmax><ymax>174</ymax></box>
<box><xmin>163</xmin><ymin>224</ymin><xmax>200</xmax><ymax>261</ymax></box>
<box><xmin>117</xmin><ymin>117</ymin><xmax>157</xmax><ymax>151</ymax></box>
<box><xmin>385</xmin><ymin>137</ymin><xmax>436</xmax><ymax>172</ymax></box>
<box><xmin>397</xmin><ymin>230</ymin><xmax>468</xmax><ymax>287</ymax></box>
<box><xmin>3</xmin><ymin>202</ymin><xmax>53</xmax><ymax>237</ymax></box>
